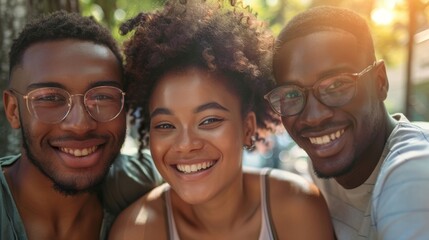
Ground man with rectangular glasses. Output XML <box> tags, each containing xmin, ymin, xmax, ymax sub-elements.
<box><xmin>1</xmin><ymin>11</ymin><xmax>160</xmax><ymax>240</ymax></box>
<box><xmin>268</xmin><ymin>6</ymin><xmax>429</xmax><ymax>240</ymax></box>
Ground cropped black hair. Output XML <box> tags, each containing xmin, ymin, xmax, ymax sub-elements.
<box><xmin>8</xmin><ymin>10</ymin><xmax>123</xmax><ymax>85</ymax></box>
<box><xmin>120</xmin><ymin>0</ymin><xmax>279</xmax><ymax>155</ymax></box>
<box><xmin>274</xmin><ymin>6</ymin><xmax>375</xmax><ymax>75</ymax></box>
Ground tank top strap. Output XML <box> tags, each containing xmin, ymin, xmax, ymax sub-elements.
<box><xmin>259</xmin><ymin>168</ymin><xmax>277</xmax><ymax>240</ymax></box>
<box><xmin>163</xmin><ymin>185</ymin><xmax>181</xmax><ymax>240</ymax></box>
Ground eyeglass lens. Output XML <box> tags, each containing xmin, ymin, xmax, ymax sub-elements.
<box><xmin>26</xmin><ymin>86</ymin><xmax>124</xmax><ymax>123</ymax></box>
<box><xmin>268</xmin><ymin>74</ymin><xmax>357</xmax><ymax>116</ymax></box>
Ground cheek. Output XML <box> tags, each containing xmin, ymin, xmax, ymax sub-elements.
<box><xmin>353</xmin><ymin>81</ymin><xmax>378</xmax><ymax>107</ymax></box>
<box><xmin>346</xmin><ymin>89</ymin><xmax>378</xmax><ymax>124</ymax></box>
<box><xmin>149</xmin><ymin>134</ymin><xmax>169</xmax><ymax>164</ymax></box>
<box><xmin>149</xmin><ymin>135</ymin><xmax>176</xmax><ymax>181</ymax></box>
<box><xmin>281</xmin><ymin>117</ymin><xmax>296</xmax><ymax>133</ymax></box>
<box><xmin>21</xmin><ymin>121</ymin><xmax>51</xmax><ymax>152</ymax></box>
<box><xmin>111</xmin><ymin>116</ymin><xmax>127</xmax><ymax>138</ymax></box>
<box><xmin>212</xmin><ymin>127</ymin><xmax>245</xmax><ymax>159</ymax></box>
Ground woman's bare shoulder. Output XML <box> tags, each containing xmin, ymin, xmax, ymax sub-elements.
<box><xmin>266</xmin><ymin>169</ymin><xmax>335</xmax><ymax>240</ymax></box>
<box><xmin>268</xmin><ymin>168</ymin><xmax>317</xmax><ymax>195</ymax></box>
<box><xmin>243</xmin><ymin>167</ymin><xmax>317</xmax><ymax>197</ymax></box>
<box><xmin>108</xmin><ymin>183</ymin><xmax>169</xmax><ymax>240</ymax></box>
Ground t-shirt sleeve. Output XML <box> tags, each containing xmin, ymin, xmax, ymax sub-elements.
<box><xmin>372</xmin><ymin>147</ymin><xmax>429</xmax><ymax>239</ymax></box>
<box><xmin>101</xmin><ymin>152</ymin><xmax>162</xmax><ymax>215</ymax></box>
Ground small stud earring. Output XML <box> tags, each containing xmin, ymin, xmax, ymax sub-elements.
<box><xmin>243</xmin><ymin>136</ymin><xmax>256</xmax><ymax>151</ymax></box>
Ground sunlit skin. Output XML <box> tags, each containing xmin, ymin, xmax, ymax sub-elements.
<box><xmin>274</xmin><ymin>31</ymin><xmax>394</xmax><ymax>189</ymax></box>
<box><xmin>108</xmin><ymin>67</ymin><xmax>335</xmax><ymax>240</ymax></box>
<box><xmin>149</xmin><ymin>67</ymin><xmax>249</xmax><ymax>205</ymax></box>
<box><xmin>3</xmin><ymin>40</ymin><xmax>126</xmax><ymax>239</ymax></box>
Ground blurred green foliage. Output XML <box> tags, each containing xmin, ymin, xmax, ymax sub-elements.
<box><xmin>78</xmin><ymin>0</ymin><xmax>428</xmax><ymax>67</ymax></box>
<box><xmin>80</xmin><ymin>0</ymin><xmax>166</xmax><ymax>42</ymax></box>
<box><xmin>78</xmin><ymin>0</ymin><xmax>429</xmax><ymax>119</ymax></box>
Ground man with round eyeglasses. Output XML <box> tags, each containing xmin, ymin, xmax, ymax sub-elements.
<box><xmin>1</xmin><ymin>11</ymin><xmax>160</xmax><ymax>240</ymax></box>
<box><xmin>269</xmin><ymin>6</ymin><xmax>429</xmax><ymax>240</ymax></box>
<box><xmin>265</xmin><ymin>61</ymin><xmax>377</xmax><ymax>117</ymax></box>
<box><xmin>8</xmin><ymin>86</ymin><xmax>126</xmax><ymax>124</ymax></box>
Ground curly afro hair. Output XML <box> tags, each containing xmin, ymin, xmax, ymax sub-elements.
<box><xmin>121</xmin><ymin>0</ymin><xmax>280</xmax><ymax>155</ymax></box>
<box><xmin>8</xmin><ymin>10</ymin><xmax>123</xmax><ymax>85</ymax></box>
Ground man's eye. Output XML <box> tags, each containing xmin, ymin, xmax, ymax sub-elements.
<box><xmin>91</xmin><ymin>94</ymin><xmax>114</xmax><ymax>101</ymax></box>
<box><xmin>37</xmin><ymin>94</ymin><xmax>63</xmax><ymax>101</ymax></box>
<box><xmin>327</xmin><ymin>80</ymin><xmax>346</xmax><ymax>90</ymax></box>
<box><xmin>33</xmin><ymin>94</ymin><xmax>67</xmax><ymax>104</ymax></box>
<box><xmin>324</xmin><ymin>77</ymin><xmax>354</xmax><ymax>92</ymax></box>
<box><xmin>284</xmin><ymin>90</ymin><xmax>302</xmax><ymax>99</ymax></box>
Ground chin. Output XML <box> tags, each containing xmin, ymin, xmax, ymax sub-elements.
<box><xmin>313</xmin><ymin>163</ymin><xmax>355</xmax><ymax>179</ymax></box>
<box><xmin>53</xmin><ymin>176</ymin><xmax>104</xmax><ymax>196</ymax></box>
<box><xmin>51</xmin><ymin>168</ymin><xmax>108</xmax><ymax>196</ymax></box>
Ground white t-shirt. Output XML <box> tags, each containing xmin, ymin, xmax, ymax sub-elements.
<box><xmin>311</xmin><ymin>114</ymin><xmax>429</xmax><ymax>239</ymax></box>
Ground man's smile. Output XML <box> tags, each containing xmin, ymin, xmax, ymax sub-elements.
<box><xmin>309</xmin><ymin>129</ymin><xmax>345</xmax><ymax>145</ymax></box>
<box><xmin>59</xmin><ymin>146</ymin><xmax>98</xmax><ymax>157</ymax></box>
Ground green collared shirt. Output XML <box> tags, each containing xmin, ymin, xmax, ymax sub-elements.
<box><xmin>0</xmin><ymin>153</ymin><xmax>161</xmax><ymax>239</ymax></box>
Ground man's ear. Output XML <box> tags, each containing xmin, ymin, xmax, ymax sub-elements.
<box><xmin>374</xmin><ymin>60</ymin><xmax>389</xmax><ymax>101</ymax></box>
<box><xmin>3</xmin><ymin>90</ymin><xmax>21</xmax><ymax>129</ymax></box>
<box><xmin>243</xmin><ymin>111</ymin><xmax>257</xmax><ymax>146</ymax></box>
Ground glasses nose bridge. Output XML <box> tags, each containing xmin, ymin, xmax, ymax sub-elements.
<box><xmin>298</xmin><ymin>83</ymin><xmax>335</xmax><ymax>126</ymax></box>
<box><xmin>300</xmin><ymin>85</ymin><xmax>318</xmax><ymax>105</ymax></box>
<box><xmin>66</xmin><ymin>93</ymin><xmax>91</xmax><ymax>118</ymax></box>
<box><xmin>69</xmin><ymin>93</ymin><xmax>86</xmax><ymax>107</ymax></box>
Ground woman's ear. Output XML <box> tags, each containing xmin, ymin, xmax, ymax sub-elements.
<box><xmin>3</xmin><ymin>90</ymin><xmax>21</xmax><ymax>129</ymax></box>
<box><xmin>243</xmin><ymin>111</ymin><xmax>257</xmax><ymax>146</ymax></box>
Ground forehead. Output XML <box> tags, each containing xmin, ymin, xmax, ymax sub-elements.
<box><xmin>149</xmin><ymin>68</ymin><xmax>239</xmax><ymax>111</ymax></box>
<box><xmin>10</xmin><ymin>40</ymin><xmax>122</xmax><ymax>91</ymax></box>
<box><xmin>274</xmin><ymin>30</ymin><xmax>366</xmax><ymax>85</ymax></box>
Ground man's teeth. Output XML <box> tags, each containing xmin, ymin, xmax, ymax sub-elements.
<box><xmin>177</xmin><ymin>161</ymin><xmax>215</xmax><ymax>174</ymax></box>
<box><xmin>60</xmin><ymin>146</ymin><xmax>97</xmax><ymax>157</ymax></box>
<box><xmin>309</xmin><ymin>129</ymin><xmax>345</xmax><ymax>145</ymax></box>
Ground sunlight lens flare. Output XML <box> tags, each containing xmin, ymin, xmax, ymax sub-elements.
<box><xmin>371</xmin><ymin>8</ymin><xmax>394</xmax><ymax>25</ymax></box>
<box><xmin>371</xmin><ymin>0</ymin><xmax>404</xmax><ymax>26</ymax></box>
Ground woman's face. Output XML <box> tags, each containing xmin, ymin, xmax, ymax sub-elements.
<box><xmin>149</xmin><ymin>67</ymin><xmax>255</xmax><ymax>204</ymax></box>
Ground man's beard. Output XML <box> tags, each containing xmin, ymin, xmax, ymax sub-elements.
<box><xmin>313</xmin><ymin>157</ymin><xmax>357</xmax><ymax>179</ymax></box>
<box><xmin>20</xmin><ymin>123</ymin><xmax>116</xmax><ymax>197</ymax></box>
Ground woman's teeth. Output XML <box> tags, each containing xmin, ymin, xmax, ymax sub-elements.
<box><xmin>176</xmin><ymin>161</ymin><xmax>215</xmax><ymax>174</ymax></box>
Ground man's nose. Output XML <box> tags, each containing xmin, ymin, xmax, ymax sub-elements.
<box><xmin>299</xmin><ymin>93</ymin><xmax>334</xmax><ymax>127</ymax></box>
<box><xmin>59</xmin><ymin>95</ymin><xmax>97</xmax><ymax>133</ymax></box>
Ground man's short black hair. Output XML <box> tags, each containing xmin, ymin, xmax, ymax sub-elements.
<box><xmin>8</xmin><ymin>10</ymin><xmax>122</xmax><ymax>85</ymax></box>
<box><xmin>274</xmin><ymin>5</ymin><xmax>375</xmax><ymax>73</ymax></box>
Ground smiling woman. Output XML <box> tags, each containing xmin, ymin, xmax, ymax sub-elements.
<box><xmin>107</xmin><ymin>1</ymin><xmax>335</xmax><ymax>239</ymax></box>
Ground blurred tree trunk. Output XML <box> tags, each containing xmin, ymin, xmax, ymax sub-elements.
<box><xmin>94</xmin><ymin>0</ymin><xmax>117</xmax><ymax>29</ymax></box>
<box><xmin>27</xmin><ymin>0</ymin><xmax>79</xmax><ymax>17</ymax></box>
<box><xmin>0</xmin><ymin>0</ymin><xmax>79</xmax><ymax>156</ymax></box>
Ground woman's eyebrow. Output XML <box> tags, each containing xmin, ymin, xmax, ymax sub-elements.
<box><xmin>150</xmin><ymin>108</ymin><xmax>172</xmax><ymax>118</ymax></box>
<box><xmin>150</xmin><ymin>102</ymin><xmax>229</xmax><ymax>118</ymax></box>
<box><xmin>194</xmin><ymin>102</ymin><xmax>229</xmax><ymax>113</ymax></box>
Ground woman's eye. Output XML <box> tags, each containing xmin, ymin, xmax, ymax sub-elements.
<box><xmin>200</xmin><ymin>117</ymin><xmax>223</xmax><ymax>126</ymax></box>
<box><xmin>154</xmin><ymin>123</ymin><xmax>175</xmax><ymax>129</ymax></box>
